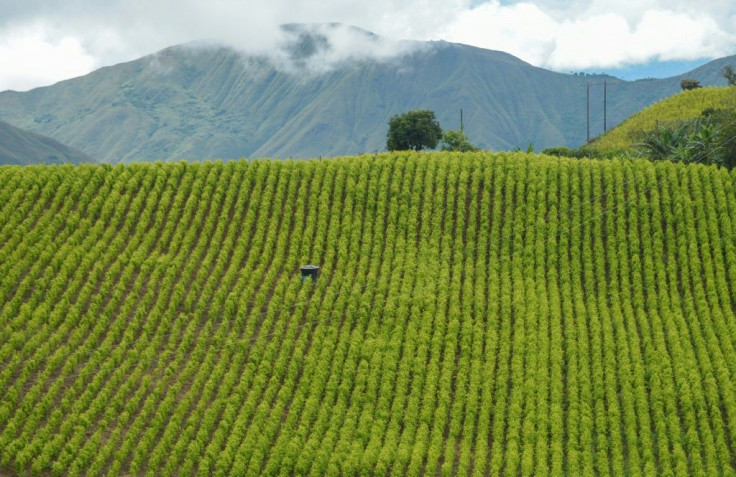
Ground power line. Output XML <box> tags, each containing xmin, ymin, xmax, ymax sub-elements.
<box><xmin>584</xmin><ymin>81</ymin><xmax>623</xmax><ymax>142</ymax></box>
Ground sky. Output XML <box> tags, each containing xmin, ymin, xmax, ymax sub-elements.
<box><xmin>1</xmin><ymin>0</ymin><xmax>735</xmax><ymax>91</ymax></box>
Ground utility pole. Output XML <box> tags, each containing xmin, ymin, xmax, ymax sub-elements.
<box><xmin>603</xmin><ymin>80</ymin><xmax>607</xmax><ymax>132</ymax></box>
<box><xmin>579</xmin><ymin>80</ymin><xmax>621</xmax><ymax>142</ymax></box>
<box><xmin>586</xmin><ymin>84</ymin><xmax>590</xmax><ymax>143</ymax></box>
<box><xmin>460</xmin><ymin>108</ymin><xmax>464</xmax><ymax>132</ymax></box>
<box><xmin>583</xmin><ymin>80</ymin><xmax>616</xmax><ymax>142</ymax></box>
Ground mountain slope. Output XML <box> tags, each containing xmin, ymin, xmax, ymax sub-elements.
<box><xmin>0</xmin><ymin>25</ymin><xmax>734</xmax><ymax>162</ymax></box>
<box><xmin>0</xmin><ymin>119</ymin><xmax>95</xmax><ymax>165</ymax></box>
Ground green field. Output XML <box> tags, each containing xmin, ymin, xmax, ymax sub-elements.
<box><xmin>1</xmin><ymin>153</ymin><xmax>736</xmax><ymax>475</ymax></box>
<box><xmin>587</xmin><ymin>86</ymin><xmax>736</xmax><ymax>153</ymax></box>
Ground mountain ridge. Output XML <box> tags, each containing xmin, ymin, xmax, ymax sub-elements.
<box><xmin>0</xmin><ymin>26</ymin><xmax>733</xmax><ymax>162</ymax></box>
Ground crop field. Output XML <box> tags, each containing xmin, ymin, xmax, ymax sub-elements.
<box><xmin>1</xmin><ymin>153</ymin><xmax>735</xmax><ymax>475</ymax></box>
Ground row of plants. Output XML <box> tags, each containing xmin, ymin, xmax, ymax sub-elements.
<box><xmin>1</xmin><ymin>153</ymin><xmax>735</xmax><ymax>475</ymax></box>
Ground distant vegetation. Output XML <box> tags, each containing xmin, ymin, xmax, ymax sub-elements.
<box><xmin>724</xmin><ymin>65</ymin><xmax>736</xmax><ymax>86</ymax></box>
<box><xmin>680</xmin><ymin>79</ymin><xmax>701</xmax><ymax>90</ymax></box>
<box><xmin>1</xmin><ymin>154</ymin><xmax>735</xmax><ymax>475</ymax></box>
<box><xmin>387</xmin><ymin>110</ymin><xmax>479</xmax><ymax>152</ymax></box>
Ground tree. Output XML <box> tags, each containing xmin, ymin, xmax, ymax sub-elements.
<box><xmin>386</xmin><ymin>110</ymin><xmax>443</xmax><ymax>151</ymax></box>
<box><xmin>723</xmin><ymin>65</ymin><xmax>736</xmax><ymax>86</ymax></box>
<box><xmin>680</xmin><ymin>79</ymin><xmax>701</xmax><ymax>91</ymax></box>
<box><xmin>440</xmin><ymin>129</ymin><xmax>479</xmax><ymax>152</ymax></box>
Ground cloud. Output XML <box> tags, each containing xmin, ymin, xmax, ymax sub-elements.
<box><xmin>0</xmin><ymin>24</ymin><xmax>95</xmax><ymax>91</ymax></box>
<box><xmin>441</xmin><ymin>3</ymin><xmax>559</xmax><ymax>65</ymax></box>
<box><xmin>263</xmin><ymin>23</ymin><xmax>425</xmax><ymax>74</ymax></box>
<box><xmin>0</xmin><ymin>0</ymin><xmax>466</xmax><ymax>91</ymax></box>
<box><xmin>547</xmin><ymin>9</ymin><xmax>734</xmax><ymax>69</ymax></box>
<box><xmin>1</xmin><ymin>0</ymin><xmax>735</xmax><ymax>91</ymax></box>
<box><xmin>442</xmin><ymin>1</ymin><xmax>736</xmax><ymax>71</ymax></box>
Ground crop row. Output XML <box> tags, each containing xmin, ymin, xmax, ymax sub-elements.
<box><xmin>1</xmin><ymin>153</ymin><xmax>735</xmax><ymax>475</ymax></box>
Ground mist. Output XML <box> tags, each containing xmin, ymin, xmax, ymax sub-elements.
<box><xmin>1</xmin><ymin>0</ymin><xmax>735</xmax><ymax>91</ymax></box>
<box><xmin>257</xmin><ymin>23</ymin><xmax>425</xmax><ymax>74</ymax></box>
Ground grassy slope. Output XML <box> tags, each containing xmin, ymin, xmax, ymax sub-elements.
<box><xmin>0</xmin><ymin>153</ymin><xmax>735</xmax><ymax>475</ymax></box>
<box><xmin>586</xmin><ymin>86</ymin><xmax>736</xmax><ymax>153</ymax></box>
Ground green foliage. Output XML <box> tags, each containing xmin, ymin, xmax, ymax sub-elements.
<box><xmin>586</xmin><ymin>86</ymin><xmax>736</xmax><ymax>154</ymax></box>
<box><xmin>386</xmin><ymin>110</ymin><xmax>443</xmax><ymax>151</ymax></box>
<box><xmin>707</xmin><ymin>109</ymin><xmax>736</xmax><ymax>168</ymax></box>
<box><xmin>680</xmin><ymin>79</ymin><xmax>701</xmax><ymax>91</ymax></box>
<box><xmin>723</xmin><ymin>65</ymin><xmax>736</xmax><ymax>86</ymax></box>
<box><xmin>440</xmin><ymin>129</ymin><xmax>479</xmax><ymax>152</ymax></box>
<box><xmin>512</xmin><ymin>143</ymin><xmax>535</xmax><ymax>153</ymax></box>
<box><xmin>540</xmin><ymin>146</ymin><xmax>599</xmax><ymax>158</ymax></box>
<box><xmin>635</xmin><ymin>110</ymin><xmax>736</xmax><ymax>167</ymax></box>
<box><xmin>1</xmin><ymin>154</ymin><xmax>736</xmax><ymax>475</ymax></box>
<box><xmin>541</xmin><ymin>146</ymin><xmax>576</xmax><ymax>157</ymax></box>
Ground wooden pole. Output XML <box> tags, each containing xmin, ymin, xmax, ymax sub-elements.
<box><xmin>586</xmin><ymin>83</ymin><xmax>590</xmax><ymax>142</ymax></box>
<box><xmin>603</xmin><ymin>80</ymin><xmax>607</xmax><ymax>132</ymax></box>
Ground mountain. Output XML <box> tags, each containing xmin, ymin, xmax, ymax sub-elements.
<box><xmin>0</xmin><ymin>23</ymin><xmax>733</xmax><ymax>162</ymax></box>
<box><xmin>0</xmin><ymin>119</ymin><xmax>95</xmax><ymax>165</ymax></box>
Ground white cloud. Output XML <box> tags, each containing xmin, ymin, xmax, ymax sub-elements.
<box><xmin>0</xmin><ymin>0</ymin><xmax>468</xmax><ymax>91</ymax></box>
<box><xmin>263</xmin><ymin>23</ymin><xmax>425</xmax><ymax>74</ymax></box>
<box><xmin>0</xmin><ymin>24</ymin><xmax>95</xmax><ymax>91</ymax></box>
<box><xmin>547</xmin><ymin>9</ymin><xmax>733</xmax><ymax>69</ymax></box>
<box><xmin>0</xmin><ymin>0</ymin><xmax>735</xmax><ymax>91</ymax></box>
<box><xmin>441</xmin><ymin>2</ymin><xmax>559</xmax><ymax>64</ymax></box>
<box><xmin>442</xmin><ymin>1</ymin><xmax>736</xmax><ymax>71</ymax></box>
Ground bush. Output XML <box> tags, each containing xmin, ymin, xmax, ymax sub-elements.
<box><xmin>635</xmin><ymin>110</ymin><xmax>735</xmax><ymax>167</ymax></box>
<box><xmin>440</xmin><ymin>130</ymin><xmax>479</xmax><ymax>152</ymax></box>
<box><xmin>723</xmin><ymin>65</ymin><xmax>736</xmax><ymax>86</ymax></box>
<box><xmin>541</xmin><ymin>146</ymin><xmax>582</xmax><ymax>157</ymax></box>
<box><xmin>680</xmin><ymin>79</ymin><xmax>701</xmax><ymax>91</ymax></box>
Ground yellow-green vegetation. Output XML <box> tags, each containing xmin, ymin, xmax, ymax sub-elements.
<box><xmin>587</xmin><ymin>86</ymin><xmax>736</xmax><ymax>153</ymax></box>
<box><xmin>1</xmin><ymin>153</ymin><xmax>736</xmax><ymax>475</ymax></box>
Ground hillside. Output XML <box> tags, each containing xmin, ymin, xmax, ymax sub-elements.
<box><xmin>0</xmin><ymin>119</ymin><xmax>95</xmax><ymax>165</ymax></box>
<box><xmin>0</xmin><ymin>24</ymin><xmax>734</xmax><ymax>162</ymax></box>
<box><xmin>586</xmin><ymin>86</ymin><xmax>736</xmax><ymax>153</ymax></box>
<box><xmin>1</xmin><ymin>153</ymin><xmax>735</xmax><ymax>475</ymax></box>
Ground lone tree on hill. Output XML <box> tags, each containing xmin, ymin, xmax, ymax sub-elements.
<box><xmin>386</xmin><ymin>110</ymin><xmax>443</xmax><ymax>151</ymax></box>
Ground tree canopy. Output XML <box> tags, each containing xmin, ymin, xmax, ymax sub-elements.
<box><xmin>680</xmin><ymin>79</ymin><xmax>701</xmax><ymax>91</ymax></box>
<box><xmin>440</xmin><ymin>129</ymin><xmax>479</xmax><ymax>152</ymax></box>
<box><xmin>723</xmin><ymin>65</ymin><xmax>736</xmax><ymax>86</ymax></box>
<box><xmin>386</xmin><ymin>110</ymin><xmax>443</xmax><ymax>151</ymax></box>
